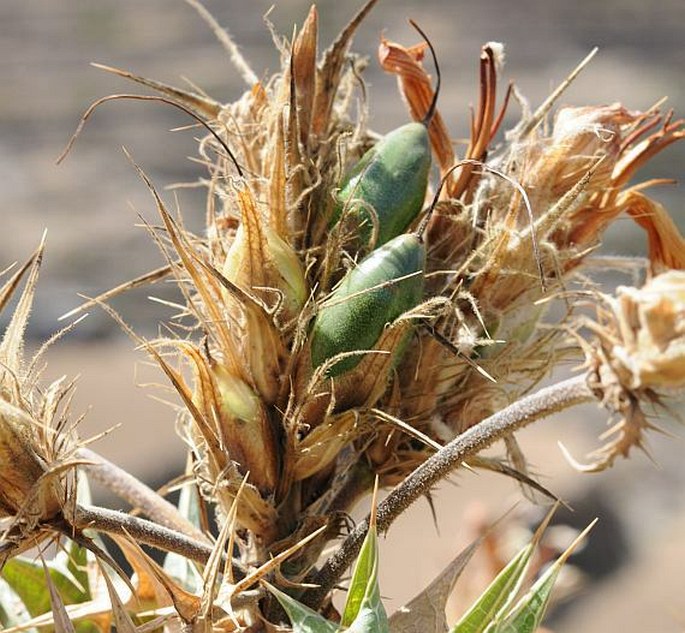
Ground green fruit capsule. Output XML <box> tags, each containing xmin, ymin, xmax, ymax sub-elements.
<box><xmin>312</xmin><ymin>154</ymin><xmax>469</xmax><ymax>379</ymax></box>
<box><xmin>334</xmin><ymin>123</ymin><xmax>431</xmax><ymax>247</ymax></box>
<box><xmin>311</xmin><ymin>233</ymin><xmax>426</xmax><ymax>376</ymax></box>
<box><xmin>332</xmin><ymin>21</ymin><xmax>441</xmax><ymax>247</ymax></box>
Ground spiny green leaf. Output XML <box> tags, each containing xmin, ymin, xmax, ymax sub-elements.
<box><xmin>451</xmin><ymin>542</ymin><xmax>534</xmax><ymax>633</ymax></box>
<box><xmin>341</xmin><ymin>523</ymin><xmax>378</xmax><ymax>626</ymax></box>
<box><xmin>389</xmin><ymin>537</ymin><xmax>482</xmax><ymax>633</ymax></box>
<box><xmin>342</xmin><ymin>517</ymin><xmax>388</xmax><ymax>632</ymax></box>
<box><xmin>494</xmin><ymin>520</ymin><xmax>596</xmax><ymax>633</ymax></box>
<box><xmin>265</xmin><ymin>582</ymin><xmax>339</xmax><ymax>633</ymax></box>
<box><xmin>451</xmin><ymin>504</ymin><xmax>560</xmax><ymax>633</ymax></box>
<box><xmin>346</xmin><ymin>585</ymin><xmax>389</xmax><ymax>633</ymax></box>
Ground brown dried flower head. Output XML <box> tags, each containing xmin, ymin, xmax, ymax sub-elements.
<box><xmin>0</xmin><ymin>238</ymin><xmax>78</xmax><ymax>547</ymax></box>
<box><xmin>610</xmin><ymin>271</ymin><xmax>685</xmax><ymax>391</ymax></box>
<box><xmin>567</xmin><ymin>271</ymin><xmax>685</xmax><ymax>472</ymax></box>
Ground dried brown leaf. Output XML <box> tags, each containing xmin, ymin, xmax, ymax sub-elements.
<box><xmin>113</xmin><ymin>533</ymin><xmax>201</xmax><ymax>622</ymax></box>
<box><xmin>42</xmin><ymin>558</ymin><xmax>77</xmax><ymax>633</ymax></box>
<box><xmin>293</xmin><ymin>5</ymin><xmax>318</xmax><ymax>145</ymax></box>
<box><xmin>312</xmin><ymin>0</ymin><xmax>379</xmax><ymax>136</ymax></box>
<box><xmin>388</xmin><ymin>537</ymin><xmax>481</xmax><ymax>632</ymax></box>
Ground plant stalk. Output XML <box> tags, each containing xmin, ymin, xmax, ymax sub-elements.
<box><xmin>302</xmin><ymin>373</ymin><xmax>594</xmax><ymax>608</ymax></box>
<box><xmin>68</xmin><ymin>503</ymin><xmax>245</xmax><ymax>573</ymax></box>
<box><xmin>78</xmin><ymin>447</ymin><xmax>208</xmax><ymax>543</ymax></box>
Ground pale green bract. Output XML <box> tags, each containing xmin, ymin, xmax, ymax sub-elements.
<box><xmin>451</xmin><ymin>543</ymin><xmax>534</xmax><ymax>633</ymax></box>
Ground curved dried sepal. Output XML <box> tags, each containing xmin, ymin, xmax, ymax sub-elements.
<box><xmin>224</xmin><ymin>187</ymin><xmax>307</xmax><ymax>320</ymax></box>
<box><xmin>378</xmin><ymin>36</ymin><xmax>453</xmax><ymax>176</ymax></box>
<box><xmin>293</xmin><ymin>410</ymin><xmax>359</xmax><ymax>481</ymax></box>
<box><xmin>149</xmin><ymin>339</ymin><xmax>277</xmax><ymax>539</ymax></box>
<box><xmin>178</xmin><ymin>343</ymin><xmax>278</xmax><ymax>495</ymax></box>
<box><xmin>312</xmin><ymin>0</ymin><xmax>379</xmax><ymax>137</ymax></box>
<box><xmin>292</xmin><ymin>5</ymin><xmax>319</xmax><ymax>146</ymax></box>
<box><xmin>91</xmin><ymin>62</ymin><xmax>222</xmax><ymax>120</ymax></box>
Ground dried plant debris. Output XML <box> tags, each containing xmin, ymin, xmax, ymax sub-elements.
<box><xmin>565</xmin><ymin>271</ymin><xmax>685</xmax><ymax>472</ymax></box>
<box><xmin>0</xmin><ymin>237</ymin><xmax>80</xmax><ymax>555</ymax></box>
<box><xmin>2</xmin><ymin>0</ymin><xmax>684</xmax><ymax>630</ymax></box>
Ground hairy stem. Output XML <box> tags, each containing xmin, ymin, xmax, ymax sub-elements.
<box><xmin>302</xmin><ymin>374</ymin><xmax>593</xmax><ymax>608</ymax></box>
<box><xmin>78</xmin><ymin>447</ymin><xmax>208</xmax><ymax>543</ymax></box>
<box><xmin>69</xmin><ymin>503</ymin><xmax>245</xmax><ymax>574</ymax></box>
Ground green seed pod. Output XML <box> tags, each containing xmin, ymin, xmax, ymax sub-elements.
<box><xmin>334</xmin><ymin>122</ymin><xmax>431</xmax><ymax>246</ymax></box>
<box><xmin>331</xmin><ymin>21</ymin><xmax>441</xmax><ymax>247</ymax></box>
<box><xmin>311</xmin><ymin>232</ymin><xmax>426</xmax><ymax>376</ymax></box>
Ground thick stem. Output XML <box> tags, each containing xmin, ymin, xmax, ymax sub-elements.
<box><xmin>69</xmin><ymin>503</ymin><xmax>245</xmax><ymax>573</ymax></box>
<box><xmin>78</xmin><ymin>448</ymin><xmax>208</xmax><ymax>543</ymax></box>
<box><xmin>66</xmin><ymin>504</ymin><xmax>263</xmax><ymax>609</ymax></box>
<box><xmin>302</xmin><ymin>374</ymin><xmax>593</xmax><ymax>608</ymax></box>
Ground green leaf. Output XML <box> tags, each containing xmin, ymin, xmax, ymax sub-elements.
<box><xmin>63</xmin><ymin>542</ymin><xmax>90</xmax><ymax>600</ymax></box>
<box><xmin>451</xmin><ymin>503</ymin><xmax>560</xmax><ymax>633</ymax></box>
<box><xmin>451</xmin><ymin>542</ymin><xmax>534</xmax><ymax>633</ymax></box>
<box><xmin>2</xmin><ymin>557</ymin><xmax>85</xmax><ymax>617</ymax></box>
<box><xmin>342</xmin><ymin>520</ymin><xmax>388</xmax><ymax>632</ymax></box>
<box><xmin>389</xmin><ymin>537</ymin><xmax>482</xmax><ymax>633</ymax></box>
<box><xmin>1</xmin><ymin>544</ymin><xmax>100</xmax><ymax>633</ymax></box>
<box><xmin>494</xmin><ymin>520</ymin><xmax>596</xmax><ymax>633</ymax></box>
<box><xmin>265</xmin><ymin>582</ymin><xmax>339</xmax><ymax>633</ymax></box>
<box><xmin>346</xmin><ymin>592</ymin><xmax>389</xmax><ymax>633</ymax></box>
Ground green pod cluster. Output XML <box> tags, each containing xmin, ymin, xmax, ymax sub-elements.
<box><xmin>333</xmin><ymin>122</ymin><xmax>431</xmax><ymax>247</ymax></box>
<box><xmin>311</xmin><ymin>233</ymin><xmax>425</xmax><ymax>376</ymax></box>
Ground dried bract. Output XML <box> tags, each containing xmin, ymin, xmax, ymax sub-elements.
<box><xmin>570</xmin><ymin>271</ymin><xmax>685</xmax><ymax>471</ymax></box>
<box><xmin>0</xmin><ymin>240</ymin><xmax>78</xmax><ymax>549</ymax></box>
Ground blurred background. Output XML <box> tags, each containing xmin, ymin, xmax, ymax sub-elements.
<box><xmin>1</xmin><ymin>1</ymin><xmax>684</xmax><ymax>630</ymax></box>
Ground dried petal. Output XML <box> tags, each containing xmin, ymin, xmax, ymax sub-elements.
<box><xmin>623</xmin><ymin>191</ymin><xmax>685</xmax><ymax>273</ymax></box>
<box><xmin>293</xmin><ymin>5</ymin><xmax>318</xmax><ymax>146</ymax></box>
<box><xmin>378</xmin><ymin>37</ymin><xmax>453</xmax><ymax>173</ymax></box>
<box><xmin>611</xmin><ymin>271</ymin><xmax>685</xmax><ymax>390</ymax></box>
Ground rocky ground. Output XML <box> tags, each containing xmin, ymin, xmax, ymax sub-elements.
<box><xmin>3</xmin><ymin>1</ymin><xmax>685</xmax><ymax>630</ymax></box>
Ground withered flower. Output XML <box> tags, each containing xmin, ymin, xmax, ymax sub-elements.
<box><xmin>570</xmin><ymin>271</ymin><xmax>685</xmax><ymax>472</ymax></box>
<box><xmin>610</xmin><ymin>271</ymin><xmax>685</xmax><ymax>391</ymax></box>
<box><xmin>0</xmin><ymin>239</ymin><xmax>77</xmax><ymax>551</ymax></box>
